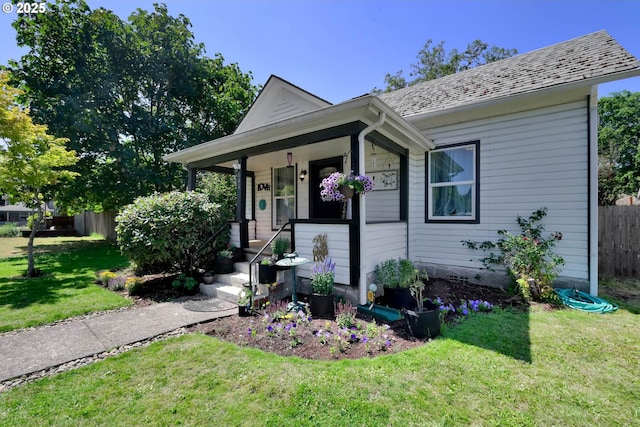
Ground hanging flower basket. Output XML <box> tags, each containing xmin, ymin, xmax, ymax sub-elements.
<box><xmin>320</xmin><ymin>171</ymin><xmax>374</xmax><ymax>202</ymax></box>
<box><xmin>338</xmin><ymin>184</ymin><xmax>355</xmax><ymax>199</ymax></box>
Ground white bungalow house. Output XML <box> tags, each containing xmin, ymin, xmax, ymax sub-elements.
<box><xmin>164</xmin><ymin>31</ymin><xmax>640</xmax><ymax>302</ymax></box>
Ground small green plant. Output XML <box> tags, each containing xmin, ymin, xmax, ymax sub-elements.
<box><xmin>238</xmin><ymin>288</ymin><xmax>253</xmax><ymax>307</ymax></box>
<box><xmin>374</xmin><ymin>258</ymin><xmax>417</xmax><ymax>289</ymax></box>
<box><xmin>462</xmin><ymin>207</ymin><xmax>564</xmax><ymax>302</ymax></box>
<box><xmin>0</xmin><ymin>222</ymin><xmax>20</xmax><ymax>237</ymax></box>
<box><xmin>260</xmin><ymin>258</ymin><xmax>273</xmax><ymax>265</ymax></box>
<box><xmin>408</xmin><ymin>270</ymin><xmax>429</xmax><ymax>312</ymax></box>
<box><xmin>271</xmin><ymin>237</ymin><xmax>290</xmax><ymax>256</ymax></box>
<box><xmin>107</xmin><ymin>276</ymin><xmax>127</xmax><ymax>291</ymax></box>
<box><xmin>310</xmin><ymin>258</ymin><xmax>335</xmax><ymax>295</ymax></box>
<box><xmin>335</xmin><ymin>300</ymin><xmax>357</xmax><ymax>328</ymax></box>
<box><xmin>125</xmin><ymin>277</ymin><xmax>145</xmax><ymax>296</ymax></box>
<box><xmin>171</xmin><ymin>273</ymin><xmax>198</xmax><ymax>292</ymax></box>
<box><xmin>217</xmin><ymin>249</ymin><xmax>233</xmax><ymax>259</ymax></box>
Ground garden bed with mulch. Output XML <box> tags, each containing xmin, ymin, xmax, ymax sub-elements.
<box><xmin>186</xmin><ymin>279</ymin><xmax>524</xmax><ymax>361</ymax></box>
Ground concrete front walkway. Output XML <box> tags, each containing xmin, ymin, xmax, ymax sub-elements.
<box><xmin>0</xmin><ymin>299</ymin><xmax>236</xmax><ymax>382</ymax></box>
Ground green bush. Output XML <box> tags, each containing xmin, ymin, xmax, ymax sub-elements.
<box><xmin>115</xmin><ymin>191</ymin><xmax>227</xmax><ymax>274</ymax></box>
<box><xmin>0</xmin><ymin>222</ymin><xmax>20</xmax><ymax>237</ymax></box>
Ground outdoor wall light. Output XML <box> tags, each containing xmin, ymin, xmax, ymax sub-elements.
<box><xmin>299</xmin><ymin>170</ymin><xmax>307</xmax><ymax>182</ymax></box>
<box><xmin>287</xmin><ymin>152</ymin><xmax>293</xmax><ymax>167</ymax></box>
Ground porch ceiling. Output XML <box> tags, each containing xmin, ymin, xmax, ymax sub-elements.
<box><xmin>163</xmin><ymin>96</ymin><xmax>434</xmax><ymax>168</ymax></box>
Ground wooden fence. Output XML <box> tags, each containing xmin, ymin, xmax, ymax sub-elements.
<box><xmin>598</xmin><ymin>206</ymin><xmax>640</xmax><ymax>278</ymax></box>
<box><xmin>74</xmin><ymin>210</ymin><xmax>118</xmax><ymax>241</ymax></box>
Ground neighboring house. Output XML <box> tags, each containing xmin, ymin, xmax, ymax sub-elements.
<box><xmin>164</xmin><ymin>31</ymin><xmax>640</xmax><ymax>301</ymax></box>
<box><xmin>0</xmin><ymin>202</ymin><xmax>33</xmax><ymax>226</ymax></box>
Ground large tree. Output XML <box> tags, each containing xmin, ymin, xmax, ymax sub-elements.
<box><xmin>0</xmin><ymin>71</ymin><xmax>78</xmax><ymax>277</ymax></box>
<box><xmin>8</xmin><ymin>1</ymin><xmax>256</xmax><ymax>212</ymax></box>
<box><xmin>374</xmin><ymin>39</ymin><xmax>517</xmax><ymax>93</ymax></box>
<box><xmin>598</xmin><ymin>90</ymin><xmax>640</xmax><ymax>205</ymax></box>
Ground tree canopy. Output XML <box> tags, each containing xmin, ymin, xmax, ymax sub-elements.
<box><xmin>373</xmin><ymin>39</ymin><xmax>517</xmax><ymax>93</ymax></box>
<box><xmin>8</xmin><ymin>0</ymin><xmax>257</xmax><ymax>212</ymax></box>
<box><xmin>598</xmin><ymin>90</ymin><xmax>640</xmax><ymax>205</ymax></box>
<box><xmin>0</xmin><ymin>71</ymin><xmax>78</xmax><ymax>276</ymax></box>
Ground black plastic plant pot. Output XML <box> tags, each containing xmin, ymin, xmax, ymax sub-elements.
<box><xmin>403</xmin><ymin>302</ymin><xmax>440</xmax><ymax>339</ymax></box>
<box><xmin>310</xmin><ymin>294</ymin><xmax>335</xmax><ymax>319</ymax></box>
<box><xmin>259</xmin><ymin>264</ymin><xmax>277</xmax><ymax>284</ymax></box>
<box><xmin>215</xmin><ymin>257</ymin><xmax>234</xmax><ymax>274</ymax></box>
<box><xmin>384</xmin><ymin>287</ymin><xmax>417</xmax><ymax>310</ymax></box>
<box><xmin>238</xmin><ymin>305</ymin><xmax>252</xmax><ymax>317</ymax></box>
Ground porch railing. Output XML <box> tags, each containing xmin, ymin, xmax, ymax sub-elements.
<box><xmin>190</xmin><ymin>221</ymin><xmax>232</xmax><ymax>272</ymax></box>
<box><xmin>247</xmin><ymin>222</ymin><xmax>291</xmax><ymax>288</ymax></box>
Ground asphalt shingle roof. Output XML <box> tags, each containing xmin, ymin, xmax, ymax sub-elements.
<box><xmin>378</xmin><ymin>30</ymin><xmax>640</xmax><ymax>117</ymax></box>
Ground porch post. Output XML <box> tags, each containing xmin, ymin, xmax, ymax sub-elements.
<box><xmin>236</xmin><ymin>156</ymin><xmax>249</xmax><ymax>248</ymax></box>
<box><xmin>186</xmin><ymin>167</ymin><xmax>197</xmax><ymax>191</ymax></box>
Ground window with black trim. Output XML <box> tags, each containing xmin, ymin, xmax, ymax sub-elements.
<box><xmin>427</xmin><ymin>141</ymin><xmax>479</xmax><ymax>223</ymax></box>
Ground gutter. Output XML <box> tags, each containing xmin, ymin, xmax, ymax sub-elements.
<box><xmin>357</xmin><ymin>109</ymin><xmax>386</xmax><ymax>305</ymax></box>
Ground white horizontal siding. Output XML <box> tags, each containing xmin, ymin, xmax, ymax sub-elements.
<box><xmin>365</xmin><ymin>145</ymin><xmax>401</xmax><ymax>221</ymax></box>
<box><xmin>409</xmin><ymin>100</ymin><xmax>590</xmax><ymax>281</ymax></box>
<box><xmin>365</xmin><ymin>223</ymin><xmax>407</xmax><ymax>275</ymax></box>
<box><xmin>294</xmin><ymin>223</ymin><xmax>351</xmax><ymax>285</ymax></box>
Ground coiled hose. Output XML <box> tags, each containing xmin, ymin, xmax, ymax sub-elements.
<box><xmin>555</xmin><ymin>288</ymin><xmax>618</xmax><ymax>313</ymax></box>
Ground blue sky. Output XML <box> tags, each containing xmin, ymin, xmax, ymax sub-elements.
<box><xmin>1</xmin><ymin>0</ymin><xmax>639</xmax><ymax>103</ymax></box>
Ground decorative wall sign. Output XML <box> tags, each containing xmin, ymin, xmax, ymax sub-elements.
<box><xmin>370</xmin><ymin>170</ymin><xmax>398</xmax><ymax>190</ymax></box>
<box><xmin>312</xmin><ymin>233</ymin><xmax>328</xmax><ymax>261</ymax></box>
<box><xmin>258</xmin><ymin>199</ymin><xmax>267</xmax><ymax>210</ymax></box>
<box><xmin>257</xmin><ymin>183</ymin><xmax>271</xmax><ymax>191</ymax></box>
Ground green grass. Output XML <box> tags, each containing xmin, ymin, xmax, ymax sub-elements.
<box><xmin>0</xmin><ymin>237</ymin><xmax>637</xmax><ymax>425</ymax></box>
<box><xmin>0</xmin><ymin>237</ymin><xmax>131</xmax><ymax>332</ymax></box>
<box><xmin>0</xmin><ymin>306</ymin><xmax>638</xmax><ymax>426</ymax></box>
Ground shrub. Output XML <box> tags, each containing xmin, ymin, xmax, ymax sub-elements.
<box><xmin>116</xmin><ymin>191</ymin><xmax>227</xmax><ymax>274</ymax></box>
<box><xmin>0</xmin><ymin>222</ymin><xmax>20</xmax><ymax>237</ymax></box>
<box><xmin>462</xmin><ymin>207</ymin><xmax>564</xmax><ymax>302</ymax></box>
<box><xmin>107</xmin><ymin>276</ymin><xmax>127</xmax><ymax>291</ymax></box>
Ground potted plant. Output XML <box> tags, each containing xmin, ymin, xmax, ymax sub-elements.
<box><xmin>259</xmin><ymin>258</ymin><xmax>277</xmax><ymax>284</ymax></box>
<box><xmin>319</xmin><ymin>170</ymin><xmax>374</xmax><ymax>201</ymax></box>
<box><xmin>215</xmin><ymin>249</ymin><xmax>234</xmax><ymax>274</ymax></box>
<box><xmin>374</xmin><ymin>258</ymin><xmax>417</xmax><ymax>309</ymax></box>
<box><xmin>309</xmin><ymin>257</ymin><xmax>336</xmax><ymax>319</ymax></box>
<box><xmin>271</xmin><ymin>237</ymin><xmax>290</xmax><ymax>261</ymax></box>
<box><xmin>403</xmin><ymin>270</ymin><xmax>440</xmax><ymax>339</ymax></box>
<box><xmin>228</xmin><ymin>243</ymin><xmax>245</xmax><ymax>263</ymax></box>
<box><xmin>237</xmin><ymin>287</ymin><xmax>253</xmax><ymax>317</ymax></box>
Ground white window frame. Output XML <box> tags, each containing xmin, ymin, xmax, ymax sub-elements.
<box><xmin>427</xmin><ymin>141</ymin><xmax>479</xmax><ymax>223</ymax></box>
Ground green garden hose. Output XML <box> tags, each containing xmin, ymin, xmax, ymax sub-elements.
<box><xmin>555</xmin><ymin>288</ymin><xmax>618</xmax><ymax>313</ymax></box>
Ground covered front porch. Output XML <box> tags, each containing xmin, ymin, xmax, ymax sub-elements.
<box><xmin>164</xmin><ymin>92</ymin><xmax>433</xmax><ymax>304</ymax></box>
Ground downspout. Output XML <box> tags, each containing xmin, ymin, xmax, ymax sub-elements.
<box><xmin>357</xmin><ymin>109</ymin><xmax>386</xmax><ymax>305</ymax></box>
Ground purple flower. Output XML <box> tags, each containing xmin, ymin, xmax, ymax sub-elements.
<box><xmin>462</xmin><ymin>308</ymin><xmax>469</xmax><ymax>315</ymax></box>
<box><xmin>247</xmin><ymin>328</ymin><xmax>252</xmax><ymax>336</ymax></box>
<box><xmin>267</xmin><ymin>325</ymin><xmax>274</xmax><ymax>332</ymax></box>
<box><xmin>351</xmin><ymin>333</ymin><xmax>357</xmax><ymax>341</ymax></box>
<box><xmin>385</xmin><ymin>340</ymin><xmax>391</xmax><ymax>347</ymax></box>
<box><xmin>362</xmin><ymin>337</ymin><xmax>369</xmax><ymax>343</ymax></box>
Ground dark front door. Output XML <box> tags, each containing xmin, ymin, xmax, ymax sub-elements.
<box><xmin>309</xmin><ymin>157</ymin><xmax>343</xmax><ymax>219</ymax></box>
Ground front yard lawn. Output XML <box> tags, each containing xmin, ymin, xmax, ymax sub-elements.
<box><xmin>0</xmin><ymin>306</ymin><xmax>638</xmax><ymax>426</ymax></box>
<box><xmin>0</xmin><ymin>237</ymin><xmax>131</xmax><ymax>332</ymax></box>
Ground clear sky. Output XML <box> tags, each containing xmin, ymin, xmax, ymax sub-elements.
<box><xmin>1</xmin><ymin>0</ymin><xmax>639</xmax><ymax>104</ymax></box>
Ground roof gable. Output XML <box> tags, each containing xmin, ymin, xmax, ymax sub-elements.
<box><xmin>379</xmin><ymin>30</ymin><xmax>640</xmax><ymax>118</ymax></box>
<box><xmin>234</xmin><ymin>75</ymin><xmax>332</xmax><ymax>133</ymax></box>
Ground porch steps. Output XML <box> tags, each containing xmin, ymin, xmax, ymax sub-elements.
<box><xmin>199</xmin><ymin>261</ymin><xmax>253</xmax><ymax>304</ymax></box>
